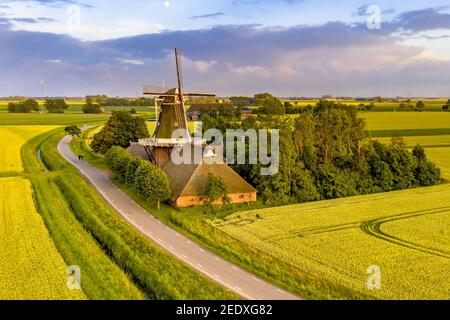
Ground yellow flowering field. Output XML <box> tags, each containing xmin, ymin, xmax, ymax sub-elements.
<box><xmin>0</xmin><ymin>177</ymin><xmax>86</xmax><ymax>300</ymax></box>
<box><xmin>211</xmin><ymin>151</ymin><xmax>450</xmax><ymax>299</ymax></box>
<box><xmin>0</xmin><ymin>126</ymin><xmax>59</xmax><ymax>173</ymax></box>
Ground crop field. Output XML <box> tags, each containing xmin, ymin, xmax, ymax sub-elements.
<box><xmin>211</xmin><ymin>184</ymin><xmax>450</xmax><ymax>299</ymax></box>
<box><xmin>0</xmin><ymin>177</ymin><xmax>86</xmax><ymax>300</ymax></box>
<box><xmin>362</xmin><ymin>112</ymin><xmax>450</xmax><ymax>131</ymax></box>
<box><xmin>284</xmin><ymin>99</ymin><xmax>446</xmax><ymax>112</ymax></box>
<box><xmin>0</xmin><ymin>125</ymin><xmax>59</xmax><ymax>173</ymax></box>
<box><xmin>374</xmin><ymin>135</ymin><xmax>450</xmax><ymax>148</ymax></box>
<box><xmin>211</xmin><ymin>147</ymin><xmax>450</xmax><ymax>299</ymax></box>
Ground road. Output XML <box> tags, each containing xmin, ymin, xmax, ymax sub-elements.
<box><xmin>58</xmin><ymin>135</ymin><xmax>300</xmax><ymax>300</ymax></box>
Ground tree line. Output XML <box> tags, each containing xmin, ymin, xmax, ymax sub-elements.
<box><xmin>201</xmin><ymin>98</ymin><xmax>441</xmax><ymax>206</ymax></box>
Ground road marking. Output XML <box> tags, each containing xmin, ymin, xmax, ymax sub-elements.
<box><xmin>277</xmin><ymin>289</ymin><xmax>285</xmax><ymax>294</ymax></box>
<box><xmin>253</xmin><ymin>276</ymin><xmax>261</xmax><ymax>282</ymax></box>
<box><xmin>169</xmin><ymin>246</ymin><xmax>174</xmax><ymax>250</ymax></box>
<box><xmin>182</xmin><ymin>254</ymin><xmax>188</xmax><ymax>259</ymax></box>
<box><xmin>235</xmin><ymin>286</ymin><xmax>242</xmax><ymax>291</ymax></box>
<box><xmin>213</xmin><ymin>274</ymin><xmax>221</xmax><ymax>279</ymax></box>
<box><xmin>197</xmin><ymin>264</ymin><xmax>203</xmax><ymax>269</ymax></box>
<box><xmin>232</xmin><ymin>266</ymin><xmax>239</xmax><ymax>271</ymax></box>
<box><xmin>199</xmin><ymin>248</ymin><xmax>205</xmax><ymax>252</ymax></box>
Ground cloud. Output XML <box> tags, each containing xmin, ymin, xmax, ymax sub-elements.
<box><xmin>190</xmin><ymin>12</ymin><xmax>225</xmax><ymax>20</ymax></box>
<box><xmin>5</xmin><ymin>0</ymin><xmax>95</xmax><ymax>9</ymax></box>
<box><xmin>0</xmin><ymin>7</ymin><xmax>450</xmax><ymax>97</ymax></box>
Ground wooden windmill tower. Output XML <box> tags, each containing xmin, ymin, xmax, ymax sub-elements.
<box><xmin>140</xmin><ymin>48</ymin><xmax>215</xmax><ymax>166</ymax></box>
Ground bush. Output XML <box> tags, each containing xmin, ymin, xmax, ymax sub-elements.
<box><xmin>45</xmin><ymin>99</ymin><xmax>68</xmax><ymax>113</ymax></box>
<box><xmin>105</xmin><ymin>146</ymin><xmax>132</xmax><ymax>182</ymax></box>
<box><xmin>204</xmin><ymin>173</ymin><xmax>231</xmax><ymax>206</ymax></box>
<box><xmin>133</xmin><ymin>161</ymin><xmax>171</xmax><ymax>210</ymax></box>
<box><xmin>82</xmin><ymin>102</ymin><xmax>104</xmax><ymax>114</ymax></box>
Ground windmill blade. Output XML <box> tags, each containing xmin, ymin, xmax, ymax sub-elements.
<box><xmin>143</xmin><ymin>85</ymin><xmax>176</xmax><ymax>95</ymax></box>
<box><xmin>185</xmin><ymin>93</ymin><xmax>216</xmax><ymax>97</ymax></box>
<box><xmin>175</xmin><ymin>48</ymin><xmax>184</xmax><ymax>91</ymax></box>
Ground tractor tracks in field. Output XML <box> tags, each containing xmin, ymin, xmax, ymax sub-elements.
<box><xmin>360</xmin><ymin>207</ymin><xmax>450</xmax><ymax>259</ymax></box>
<box><xmin>265</xmin><ymin>206</ymin><xmax>450</xmax><ymax>259</ymax></box>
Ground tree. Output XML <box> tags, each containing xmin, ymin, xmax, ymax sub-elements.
<box><xmin>443</xmin><ymin>99</ymin><xmax>450</xmax><ymax>112</ymax></box>
<box><xmin>133</xmin><ymin>161</ymin><xmax>171</xmax><ymax>210</ymax></box>
<box><xmin>416</xmin><ymin>100</ymin><xmax>425</xmax><ymax>112</ymax></box>
<box><xmin>105</xmin><ymin>146</ymin><xmax>132</xmax><ymax>182</ymax></box>
<box><xmin>23</xmin><ymin>99</ymin><xmax>39</xmax><ymax>111</ymax></box>
<box><xmin>365</xmin><ymin>102</ymin><xmax>375</xmax><ymax>111</ymax></box>
<box><xmin>82</xmin><ymin>102</ymin><xmax>104</xmax><ymax>114</ymax></box>
<box><xmin>7</xmin><ymin>101</ymin><xmax>32</xmax><ymax>113</ymax></box>
<box><xmin>254</xmin><ymin>93</ymin><xmax>285</xmax><ymax>115</ymax></box>
<box><xmin>45</xmin><ymin>99</ymin><xmax>68</xmax><ymax>113</ymax></box>
<box><xmin>91</xmin><ymin>111</ymin><xmax>149</xmax><ymax>154</ymax></box>
<box><xmin>204</xmin><ymin>173</ymin><xmax>231</xmax><ymax>208</ymax></box>
<box><xmin>64</xmin><ymin>125</ymin><xmax>81</xmax><ymax>137</ymax></box>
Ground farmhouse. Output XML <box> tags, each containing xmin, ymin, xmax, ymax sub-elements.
<box><xmin>186</xmin><ymin>103</ymin><xmax>234</xmax><ymax>121</ymax></box>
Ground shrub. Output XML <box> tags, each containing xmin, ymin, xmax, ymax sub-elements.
<box><xmin>105</xmin><ymin>146</ymin><xmax>132</xmax><ymax>182</ymax></box>
<box><xmin>133</xmin><ymin>161</ymin><xmax>171</xmax><ymax>210</ymax></box>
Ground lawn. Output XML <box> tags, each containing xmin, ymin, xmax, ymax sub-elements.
<box><xmin>210</xmin><ymin>151</ymin><xmax>450</xmax><ymax>299</ymax></box>
<box><xmin>0</xmin><ymin>125</ymin><xmax>59</xmax><ymax>173</ymax></box>
<box><xmin>0</xmin><ymin>177</ymin><xmax>86</xmax><ymax>300</ymax></box>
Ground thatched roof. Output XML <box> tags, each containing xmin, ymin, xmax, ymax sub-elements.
<box><xmin>162</xmin><ymin>154</ymin><xmax>256</xmax><ymax>201</ymax></box>
<box><xmin>127</xmin><ymin>143</ymin><xmax>149</xmax><ymax>160</ymax></box>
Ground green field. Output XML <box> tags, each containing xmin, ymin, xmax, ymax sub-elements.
<box><xmin>284</xmin><ymin>99</ymin><xmax>447</xmax><ymax>112</ymax></box>
<box><xmin>211</xmin><ymin>151</ymin><xmax>450</xmax><ymax>299</ymax></box>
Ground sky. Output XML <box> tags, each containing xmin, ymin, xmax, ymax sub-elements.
<box><xmin>0</xmin><ymin>0</ymin><xmax>450</xmax><ymax>97</ymax></box>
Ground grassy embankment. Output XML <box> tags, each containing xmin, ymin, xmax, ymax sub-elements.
<box><xmin>25</xmin><ymin>128</ymin><xmax>237</xmax><ymax>300</ymax></box>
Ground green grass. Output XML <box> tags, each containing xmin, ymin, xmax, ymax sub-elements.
<box><xmin>212</xmin><ymin>182</ymin><xmax>450</xmax><ymax>299</ymax></box>
<box><xmin>370</xmin><ymin>128</ymin><xmax>450</xmax><ymax>138</ymax></box>
<box><xmin>37</xmin><ymin>129</ymin><xmax>237</xmax><ymax>300</ymax></box>
<box><xmin>22</xmin><ymin>130</ymin><xmax>145</xmax><ymax>300</ymax></box>
<box><xmin>362</xmin><ymin>112</ymin><xmax>450</xmax><ymax>131</ymax></box>
<box><xmin>0</xmin><ymin>113</ymin><xmax>109</xmax><ymax>125</ymax></box>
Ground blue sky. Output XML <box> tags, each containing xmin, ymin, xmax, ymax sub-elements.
<box><xmin>0</xmin><ymin>0</ymin><xmax>450</xmax><ymax>96</ymax></box>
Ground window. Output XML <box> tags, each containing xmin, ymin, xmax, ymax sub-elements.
<box><xmin>239</xmin><ymin>194</ymin><xmax>245</xmax><ymax>199</ymax></box>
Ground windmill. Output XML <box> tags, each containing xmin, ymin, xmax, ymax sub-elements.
<box><xmin>140</xmin><ymin>48</ymin><xmax>215</xmax><ymax>165</ymax></box>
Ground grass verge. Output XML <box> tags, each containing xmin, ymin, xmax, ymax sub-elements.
<box><xmin>30</xmin><ymin>129</ymin><xmax>237</xmax><ymax>300</ymax></box>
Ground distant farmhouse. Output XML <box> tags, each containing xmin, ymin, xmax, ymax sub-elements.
<box><xmin>186</xmin><ymin>103</ymin><xmax>233</xmax><ymax>121</ymax></box>
<box><xmin>129</xmin><ymin>49</ymin><xmax>257</xmax><ymax>208</ymax></box>
<box><xmin>186</xmin><ymin>103</ymin><xmax>253</xmax><ymax>121</ymax></box>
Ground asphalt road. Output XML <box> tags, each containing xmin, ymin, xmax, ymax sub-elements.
<box><xmin>58</xmin><ymin>135</ymin><xmax>300</xmax><ymax>300</ymax></box>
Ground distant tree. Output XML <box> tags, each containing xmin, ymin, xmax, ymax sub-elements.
<box><xmin>365</xmin><ymin>102</ymin><xmax>375</xmax><ymax>111</ymax></box>
<box><xmin>416</xmin><ymin>100</ymin><xmax>425</xmax><ymax>112</ymax></box>
<box><xmin>23</xmin><ymin>99</ymin><xmax>39</xmax><ymax>111</ymax></box>
<box><xmin>254</xmin><ymin>93</ymin><xmax>285</xmax><ymax>115</ymax></box>
<box><xmin>45</xmin><ymin>99</ymin><xmax>68</xmax><ymax>113</ymax></box>
<box><xmin>7</xmin><ymin>101</ymin><xmax>32</xmax><ymax>113</ymax></box>
<box><xmin>130</xmin><ymin>108</ymin><xmax>137</xmax><ymax>114</ymax></box>
<box><xmin>133</xmin><ymin>161</ymin><xmax>171</xmax><ymax>210</ymax></box>
<box><xmin>442</xmin><ymin>99</ymin><xmax>450</xmax><ymax>112</ymax></box>
<box><xmin>412</xmin><ymin>145</ymin><xmax>441</xmax><ymax>186</ymax></box>
<box><xmin>399</xmin><ymin>102</ymin><xmax>406</xmax><ymax>110</ymax></box>
<box><xmin>91</xmin><ymin>111</ymin><xmax>149</xmax><ymax>154</ymax></box>
<box><xmin>64</xmin><ymin>125</ymin><xmax>81</xmax><ymax>137</ymax></box>
<box><xmin>204</xmin><ymin>173</ymin><xmax>231</xmax><ymax>208</ymax></box>
<box><xmin>82</xmin><ymin>102</ymin><xmax>104</xmax><ymax>114</ymax></box>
